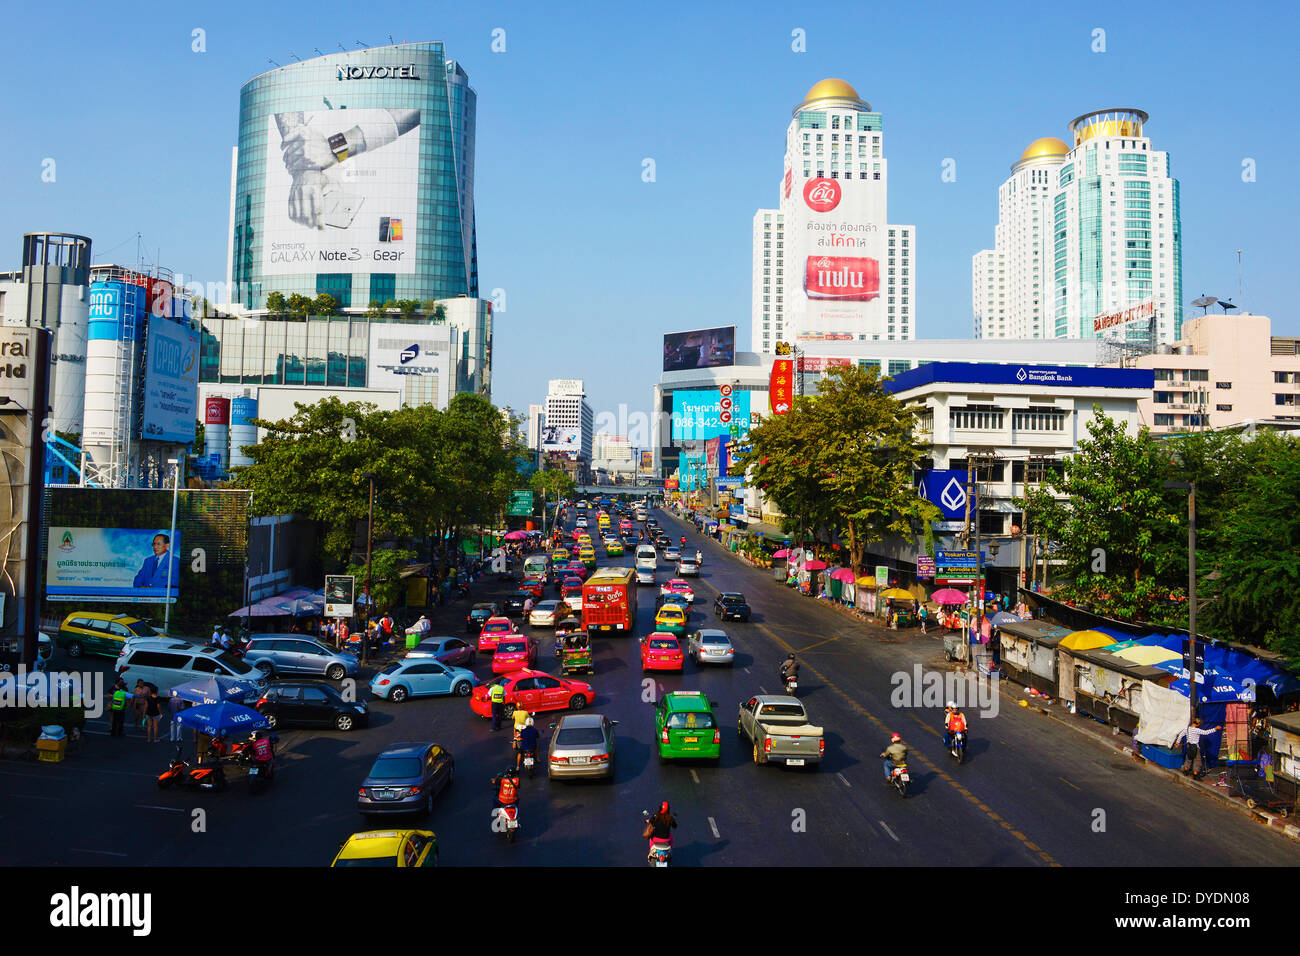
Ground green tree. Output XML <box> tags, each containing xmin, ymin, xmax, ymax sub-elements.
<box><xmin>532</xmin><ymin>467</ymin><xmax>576</xmax><ymax>531</ymax></box>
<box><xmin>285</xmin><ymin>293</ymin><xmax>313</xmax><ymax>320</ymax></box>
<box><xmin>265</xmin><ymin>291</ymin><xmax>288</xmax><ymax>317</ymax></box>
<box><xmin>313</xmin><ymin>293</ymin><xmax>338</xmax><ymax>316</ymax></box>
<box><xmin>348</xmin><ymin>548</ymin><xmax>417</xmax><ymax>613</ymax></box>
<box><xmin>364</xmin><ymin>300</ymin><xmax>385</xmax><ymax>321</ymax></box>
<box><xmin>395</xmin><ymin>298</ymin><xmax>422</xmax><ymax>320</ymax></box>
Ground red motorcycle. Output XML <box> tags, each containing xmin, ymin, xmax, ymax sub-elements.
<box><xmin>158</xmin><ymin>745</ymin><xmax>227</xmax><ymax>792</ymax></box>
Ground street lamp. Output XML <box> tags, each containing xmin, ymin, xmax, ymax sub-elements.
<box><xmin>1164</xmin><ymin>480</ymin><xmax>1198</xmax><ymax>723</ymax></box>
<box><xmin>361</xmin><ymin>471</ymin><xmax>378</xmax><ymax>665</ymax></box>
<box><xmin>164</xmin><ymin>458</ymin><xmax>180</xmax><ymax>634</ymax></box>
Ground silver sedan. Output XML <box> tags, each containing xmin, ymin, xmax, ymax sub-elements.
<box><xmin>687</xmin><ymin>628</ymin><xmax>735</xmax><ymax>666</ymax></box>
<box><xmin>547</xmin><ymin>713</ymin><xmax>618</xmax><ymax>780</ymax></box>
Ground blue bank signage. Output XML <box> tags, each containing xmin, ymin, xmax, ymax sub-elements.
<box><xmin>885</xmin><ymin>362</ymin><xmax>1155</xmax><ymax>394</ymax></box>
<box><xmin>918</xmin><ymin>469</ymin><xmax>969</xmax><ymax>520</ymax></box>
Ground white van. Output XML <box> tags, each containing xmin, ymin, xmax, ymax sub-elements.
<box><xmin>635</xmin><ymin>544</ymin><xmax>658</xmax><ymax>570</ymax></box>
<box><xmin>116</xmin><ymin>639</ymin><xmax>268</xmax><ymax>695</ymax></box>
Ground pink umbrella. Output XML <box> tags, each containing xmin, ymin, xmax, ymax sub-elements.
<box><xmin>503</xmin><ymin>531</ymin><xmax>529</xmax><ymax>541</ymax></box>
<box><xmin>803</xmin><ymin>559</ymin><xmax>828</xmax><ymax>571</ymax></box>
<box><xmin>772</xmin><ymin>549</ymin><xmax>790</xmax><ymax>558</ymax></box>
<box><xmin>931</xmin><ymin>588</ymin><xmax>968</xmax><ymax>605</ymax></box>
<box><xmin>829</xmin><ymin>568</ymin><xmax>856</xmax><ymax>582</ymax></box>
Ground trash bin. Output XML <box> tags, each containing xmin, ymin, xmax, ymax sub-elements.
<box><xmin>773</xmin><ymin>567</ymin><xmax>784</xmax><ymax>581</ymax></box>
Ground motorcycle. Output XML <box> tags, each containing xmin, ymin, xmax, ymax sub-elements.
<box><xmin>949</xmin><ymin>731</ymin><xmax>965</xmax><ymax>764</ymax></box>
<box><xmin>886</xmin><ymin>762</ymin><xmax>910</xmax><ymax>798</ymax></box>
<box><xmin>492</xmin><ymin>804</ymin><xmax>521</xmax><ymax>842</ymax></box>
<box><xmin>781</xmin><ymin>669</ymin><xmax>799</xmax><ymax>695</ymax></box>
<box><xmin>157</xmin><ymin>745</ymin><xmax>227</xmax><ymax>792</ymax></box>
<box><xmin>642</xmin><ymin>811</ymin><xmax>672</xmax><ymax>868</ymax></box>
<box><xmin>248</xmin><ymin>756</ymin><xmax>274</xmax><ymax>793</ymax></box>
<box><xmin>522</xmin><ymin>750</ymin><xmax>537</xmax><ymax>778</ymax></box>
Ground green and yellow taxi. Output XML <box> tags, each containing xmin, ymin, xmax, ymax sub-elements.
<box><xmin>605</xmin><ymin>539</ymin><xmax>625</xmax><ymax>557</ymax></box>
<box><xmin>552</xmin><ymin>547</ymin><xmax>570</xmax><ymax>563</ymax></box>
<box><xmin>578</xmin><ymin>546</ymin><xmax>597</xmax><ymax>571</ymax></box>
<box><xmin>653</xmin><ymin>604</ymin><xmax>688</xmax><ymax>637</ymax></box>
<box><xmin>55</xmin><ymin>612</ymin><xmax>164</xmax><ymax>660</ymax></box>
<box><xmin>331</xmin><ymin>829</ymin><xmax>438</xmax><ymax>867</ymax></box>
<box><xmin>654</xmin><ymin>691</ymin><xmax>720</xmax><ymax>762</ymax></box>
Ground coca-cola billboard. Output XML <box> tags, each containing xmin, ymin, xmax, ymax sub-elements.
<box><xmin>804</xmin><ymin>255</ymin><xmax>880</xmax><ymax>301</ymax></box>
<box><xmin>803</xmin><ymin>177</ymin><xmax>841</xmax><ymax>212</ymax></box>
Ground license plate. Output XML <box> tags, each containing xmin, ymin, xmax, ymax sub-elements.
<box><xmin>900</xmin><ymin>773</ymin><xmax>910</xmax><ymax>782</ymax></box>
<box><xmin>249</xmin><ymin>767</ymin><xmax>260</xmax><ymax>775</ymax></box>
<box><xmin>654</xmin><ymin>861</ymin><xmax>668</xmax><ymax>868</ymax></box>
<box><xmin>375</xmin><ymin>791</ymin><xmax>396</xmax><ymax>800</ymax></box>
<box><xmin>601</xmin><ymin>625</ymin><xmax>610</xmax><ymax>631</ymax></box>
<box><xmin>684</xmin><ymin>737</ymin><xmax>698</xmax><ymax>744</ymax></box>
<box><xmin>569</xmin><ymin>756</ymin><xmax>589</xmax><ymax>764</ymax></box>
<box><xmin>787</xmin><ymin>758</ymin><xmax>805</xmax><ymax>766</ymax></box>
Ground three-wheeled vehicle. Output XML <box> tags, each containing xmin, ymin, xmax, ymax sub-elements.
<box><xmin>558</xmin><ymin>631</ymin><xmax>593</xmax><ymax>676</ymax></box>
<box><xmin>553</xmin><ymin>617</ymin><xmax>582</xmax><ymax>658</ymax></box>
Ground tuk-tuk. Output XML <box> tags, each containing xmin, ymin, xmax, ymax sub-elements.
<box><xmin>559</xmin><ymin>632</ymin><xmax>593</xmax><ymax>676</ymax></box>
<box><xmin>553</xmin><ymin>617</ymin><xmax>582</xmax><ymax>658</ymax></box>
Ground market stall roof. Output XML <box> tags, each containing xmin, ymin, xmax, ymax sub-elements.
<box><xmin>856</xmin><ymin>576</ymin><xmax>876</xmax><ymax>587</ymax></box>
<box><xmin>1267</xmin><ymin>712</ymin><xmax>1300</xmax><ymax>734</ymax></box>
<box><xmin>879</xmin><ymin>588</ymin><xmax>915</xmax><ymax>601</ymax></box>
<box><xmin>1111</xmin><ymin>644</ymin><xmax>1182</xmax><ymax>667</ymax></box>
<box><xmin>998</xmin><ymin>619</ymin><xmax>1072</xmax><ymax>647</ymax></box>
<box><xmin>1059</xmin><ymin>630</ymin><xmax>1116</xmax><ymax>651</ymax></box>
<box><xmin>1071</xmin><ymin>646</ymin><xmax>1174</xmax><ymax>684</ymax></box>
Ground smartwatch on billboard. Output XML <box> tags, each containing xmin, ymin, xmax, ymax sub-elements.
<box><xmin>328</xmin><ymin>132</ymin><xmax>350</xmax><ymax>163</ymax></box>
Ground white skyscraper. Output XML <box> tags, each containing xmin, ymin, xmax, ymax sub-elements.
<box><xmin>974</xmin><ymin>109</ymin><xmax>1183</xmax><ymax>344</ymax></box>
<box><xmin>543</xmin><ymin>379</ymin><xmax>593</xmax><ymax>463</ymax></box>
<box><xmin>753</xmin><ymin>79</ymin><xmax>915</xmax><ymax>355</ymax></box>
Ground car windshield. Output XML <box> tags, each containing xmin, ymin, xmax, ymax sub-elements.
<box><xmin>380</xmin><ymin>663</ymin><xmax>402</xmax><ymax>675</ymax></box>
<box><xmin>721</xmin><ymin>595</ymin><xmax>744</xmax><ymax>604</ymax></box>
<box><xmin>367</xmin><ymin>757</ymin><xmax>421</xmax><ymax>779</ymax></box>
<box><xmin>216</xmin><ymin>651</ymin><xmax>255</xmax><ymax>674</ymax></box>
<box><xmin>658</xmin><ymin>610</ymin><xmax>683</xmax><ymax>620</ymax></box>
<box><xmin>498</xmin><ymin>641</ymin><xmax>526</xmax><ymax>653</ymax></box>
<box><xmin>555</xmin><ymin>727</ymin><xmax>606</xmax><ymax>748</ymax></box>
<box><xmin>666</xmin><ymin>712</ymin><xmax>715</xmax><ymax>730</ymax></box>
<box><xmin>334</xmin><ymin>856</ymin><xmax>399</xmax><ymax>868</ymax></box>
<box><xmin>126</xmin><ymin>620</ymin><xmax>160</xmax><ymax>637</ymax></box>
<box><xmin>701</xmin><ymin>635</ymin><xmax>728</xmax><ymax>645</ymax></box>
<box><xmin>649</xmin><ymin>639</ymin><xmax>678</xmax><ymax>650</ymax></box>
<box><xmin>486</xmin><ymin>622</ymin><xmax>509</xmax><ymax>632</ymax></box>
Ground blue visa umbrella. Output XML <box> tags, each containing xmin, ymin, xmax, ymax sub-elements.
<box><xmin>176</xmin><ymin>701</ymin><xmax>269</xmax><ymax>737</ymax></box>
<box><xmin>169</xmin><ymin>676</ymin><xmax>256</xmax><ymax>706</ymax></box>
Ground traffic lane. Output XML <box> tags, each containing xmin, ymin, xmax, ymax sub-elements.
<box><xmin>663</xmin><ymin>509</ymin><xmax>1300</xmax><ymax>865</ymax></box>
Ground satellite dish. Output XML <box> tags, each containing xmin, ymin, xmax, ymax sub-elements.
<box><xmin>1191</xmin><ymin>295</ymin><xmax>1218</xmax><ymax>314</ymax></box>
<box><xmin>1219</xmin><ymin>299</ymin><xmax>1238</xmax><ymax>313</ymax></box>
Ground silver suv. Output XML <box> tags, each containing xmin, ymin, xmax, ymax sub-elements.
<box><xmin>243</xmin><ymin>636</ymin><xmax>358</xmax><ymax>681</ymax></box>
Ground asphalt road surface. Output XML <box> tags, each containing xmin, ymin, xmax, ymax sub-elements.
<box><xmin>3</xmin><ymin>505</ymin><xmax>1297</xmax><ymax>867</ymax></box>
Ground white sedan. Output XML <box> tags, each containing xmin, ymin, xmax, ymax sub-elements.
<box><xmin>529</xmin><ymin>600</ymin><xmax>571</xmax><ymax>627</ymax></box>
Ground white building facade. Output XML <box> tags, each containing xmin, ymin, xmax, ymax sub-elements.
<box><xmin>753</xmin><ymin>79</ymin><xmax>915</xmax><ymax>355</ymax></box>
<box><xmin>544</xmin><ymin>378</ymin><xmax>593</xmax><ymax>463</ymax></box>
<box><xmin>974</xmin><ymin>109</ymin><xmax>1183</xmax><ymax>345</ymax></box>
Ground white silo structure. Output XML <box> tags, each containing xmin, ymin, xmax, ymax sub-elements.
<box><xmin>18</xmin><ymin>233</ymin><xmax>91</xmax><ymax>437</ymax></box>
<box><xmin>204</xmin><ymin>396</ymin><xmax>230</xmax><ymax>472</ymax></box>
<box><xmin>83</xmin><ymin>277</ymin><xmax>145</xmax><ymax>487</ymax></box>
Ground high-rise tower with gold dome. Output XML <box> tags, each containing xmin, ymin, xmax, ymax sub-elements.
<box><xmin>753</xmin><ymin>79</ymin><xmax>915</xmax><ymax>356</ymax></box>
<box><xmin>973</xmin><ymin>109</ymin><xmax>1183</xmax><ymax>343</ymax></box>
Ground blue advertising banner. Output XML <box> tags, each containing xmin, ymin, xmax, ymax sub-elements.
<box><xmin>672</xmin><ymin>390</ymin><xmax>752</xmax><ymax>441</ymax></box>
<box><xmin>141</xmin><ymin>318</ymin><xmax>200</xmax><ymax>442</ymax></box>
<box><xmin>47</xmin><ymin>526</ymin><xmax>182</xmax><ymax>603</ymax></box>
<box><xmin>716</xmin><ymin>476</ymin><xmax>744</xmax><ymax>490</ymax></box>
<box><xmin>885</xmin><ymin>362</ymin><xmax>1155</xmax><ymax>394</ymax></box>
<box><xmin>918</xmin><ymin>469</ymin><xmax>970</xmax><ymax>520</ymax></box>
<box><xmin>728</xmin><ymin>505</ymin><xmax>746</xmax><ymax>521</ymax></box>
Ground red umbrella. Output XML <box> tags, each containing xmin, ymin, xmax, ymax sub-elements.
<box><xmin>803</xmin><ymin>559</ymin><xmax>828</xmax><ymax>571</ymax></box>
<box><xmin>772</xmin><ymin>549</ymin><xmax>790</xmax><ymax>558</ymax></box>
<box><xmin>503</xmin><ymin>531</ymin><xmax>529</xmax><ymax>541</ymax></box>
<box><xmin>828</xmin><ymin>568</ymin><xmax>856</xmax><ymax>582</ymax></box>
<box><xmin>930</xmin><ymin>588</ymin><xmax>968</xmax><ymax>605</ymax></box>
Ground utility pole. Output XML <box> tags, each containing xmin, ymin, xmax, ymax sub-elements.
<box><xmin>361</xmin><ymin>471</ymin><xmax>377</xmax><ymax>665</ymax></box>
<box><xmin>1165</xmin><ymin>480</ymin><xmax>1199</xmax><ymax>723</ymax></box>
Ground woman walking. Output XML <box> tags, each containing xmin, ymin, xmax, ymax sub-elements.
<box><xmin>145</xmin><ymin>685</ymin><xmax>163</xmax><ymax>743</ymax></box>
<box><xmin>131</xmin><ymin>679</ymin><xmax>149</xmax><ymax>733</ymax></box>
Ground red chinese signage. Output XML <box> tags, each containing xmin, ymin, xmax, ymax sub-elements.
<box><xmin>769</xmin><ymin>358</ymin><xmax>794</xmax><ymax>415</ymax></box>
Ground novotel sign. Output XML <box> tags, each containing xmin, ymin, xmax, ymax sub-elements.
<box><xmin>337</xmin><ymin>64</ymin><xmax>421</xmax><ymax>80</ymax></box>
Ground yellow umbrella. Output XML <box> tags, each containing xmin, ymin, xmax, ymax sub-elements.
<box><xmin>856</xmin><ymin>576</ymin><xmax>876</xmax><ymax>587</ymax></box>
<box><xmin>1112</xmin><ymin>645</ymin><xmax>1181</xmax><ymax>667</ymax></box>
<box><xmin>1059</xmin><ymin>630</ymin><xmax>1116</xmax><ymax>651</ymax></box>
<box><xmin>879</xmin><ymin>588</ymin><xmax>915</xmax><ymax>600</ymax></box>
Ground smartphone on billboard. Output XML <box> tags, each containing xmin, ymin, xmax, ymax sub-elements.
<box><xmin>322</xmin><ymin>186</ymin><xmax>362</xmax><ymax>229</ymax></box>
<box><xmin>379</xmin><ymin>216</ymin><xmax>391</xmax><ymax>242</ymax></box>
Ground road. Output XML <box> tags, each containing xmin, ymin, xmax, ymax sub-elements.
<box><xmin>2</xmin><ymin>503</ymin><xmax>1297</xmax><ymax>867</ymax></box>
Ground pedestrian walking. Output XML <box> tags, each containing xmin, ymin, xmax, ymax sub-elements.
<box><xmin>131</xmin><ymin>679</ymin><xmax>149</xmax><ymax>733</ymax></box>
<box><xmin>1177</xmin><ymin>718</ymin><xmax>1222</xmax><ymax>778</ymax></box>
<box><xmin>918</xmin><ymin>604</ymin><xmax>929</xmax><ymax>635</ymax></box>
<box><xmin>145</xmin><ymin>686</ymin><xmax>162</xmax><ymax>743</ymax></box>
<box><xmin>168</xmin><ymin>693</ymin><xmax>185</xmax><ymax>742</ymax></box>
<box><xmin>109</xmin><ymin>679</ymin><xmax>128</xmax><ymax>737</ymax></box>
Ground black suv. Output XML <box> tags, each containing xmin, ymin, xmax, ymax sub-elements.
<box><xmin>467</xmin><ymin>602</ymin><xmax>501</xmax><ymax>633</ymax></box>
<box><xmin>502</xmin><ymin>591</ymin><xmax>532</xmax><ymax>616</ymax></box>
<box><xmin>254</xmin><ymin>682</ymin><xmax>369</xmax><ymax>732</ymax></box>
<box><xmin>714</xmin><ymin>592</ymin><xmax>751</xmax><ymax>622</ymax></box>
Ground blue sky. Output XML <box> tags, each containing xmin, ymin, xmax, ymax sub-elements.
<box><xmin>2</xmin><ymin>0</ymin><xmax>1295</xmax><ymax>425</ymax></box>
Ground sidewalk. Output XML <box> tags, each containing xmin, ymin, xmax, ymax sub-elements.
<box><xmin>660</xmin><ymin>506</ymin><xmax>1300</xmax><ymax>843</ymax></box>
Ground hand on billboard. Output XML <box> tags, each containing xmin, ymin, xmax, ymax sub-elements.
<box><xmin>287</xmin><ymin>170</ymin><xmax>326</xmax><ymax>229</ymax></box>
<box><xmin>281</xmin><ymin>126</ymin><xmax>338</xmax><ymax>173</ymax></box>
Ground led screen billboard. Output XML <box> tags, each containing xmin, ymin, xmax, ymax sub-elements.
<box><xmin>663</xmin><ymin>326</ymin><xmax>735</xmax><ymax>372</ymax></box>
<box><xmin>541</xmin><ymin>426</ymin><xmax>581</xmax><ymax>451</ymax></box>
<box><xmin>46</xmin><ymin>526</ymin><xmax>182</xmax><ymax>604</ymax></box>
<box><xmin>262</xmin><ymin>107</ymin><xmax>422</xmax><ymax>276</ymax></box>
<box><xmin>140</xmin><ymin>318</ymin><xmax>200</xmax><ymax>442</ymax></box>
<box><xmin>672</xmin><ymin>389</ymin><xmax>752</xmax><ymax>441</ymax></box>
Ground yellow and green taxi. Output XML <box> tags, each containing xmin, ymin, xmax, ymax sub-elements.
<box><xmin>605</xmin><ymin>539</ymin><xmax>625</xmax><ymax>557</ymax></box>
<box><xmin>552</xmin><ymin>547</ymin><xmax>570</xmax><ymax>563</ymax></box>
<box><xmin>331</xmin><ymin>829</ymin><xmax>438</xmax><ymax>867</ymax></box>
<box><xmin>578</xmin><ymin>546</ymin><xmax>597</xmax><ymax>571</ymax></box>
<box><xmin>56</xmin><ymin>612</ymin><xmax>164</xmax><ymax>660</ymax></box>
<box><xmin>653</xmin><ymin>603</ymin><xmax>688</xmax><ymax>636</ymax></box>
<box><xmin>654</xmin><ymin>691</ymin><xmax>720</xmax><ymax>762</ymax></box>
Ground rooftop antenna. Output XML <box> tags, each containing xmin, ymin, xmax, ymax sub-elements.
<box><xmin>314</xmin><ymin>48</ymin><xmax>324</xmax><ymax>57</ymax></box>
<box><xmin>337</xmin><ymin>42</ymin><xmax>347</xmax><ymax>52</ymax></box>
<box><xmin>356</xmin><ymin>39</ymin><xmax>368</xmax><ymax>48</ymax></box>
<box><xmin>1191</xmin><ymin>294</ymin><xmax>1217</xmax><ymax>316</ymax></box>
<box><xmin>267</xmin><ymin>57</ymin><xmax>281</xmax><ymax>67</ymax></box>
<box><xmin>388</xmin><ymin>34</ymin><xmax>395</xmax><ymax>45</ymax></box>
<box><xmin>288</xmin><ymin>52</ymin><xmax>300</xmax><ymax>61</ymax></box>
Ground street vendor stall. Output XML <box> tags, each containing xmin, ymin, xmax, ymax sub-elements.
<box><xmin>1069</xmin><ymin>646</ymin><xmax>1173</xmax><ymax>734</ymax></box>
<box><xmin>998</xmin><ymin>619</ymin><xmax>1072</xmax><ymax>697</ymax></box>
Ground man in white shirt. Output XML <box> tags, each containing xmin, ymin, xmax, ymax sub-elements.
<box><xmin>1176</xmin><ymin>717</ymin><xmax>1222</xmax><ymax>778</ymax></box>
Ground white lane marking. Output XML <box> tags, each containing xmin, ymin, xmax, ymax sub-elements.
<box><xmin>135</xmin><ymin>805</ymin><xmax>186</xmax><ymax>813</ymax></box>
<box><xmin>708</xmin><ymin>816</ymin><xmax>721</xmax><ymax>839</ymax></box>
<box><xmin>689</xmin><ymin>769</ymin><xmax>700</xmax><ymax>784</ymax></box>
<box><xmin>878</xmin><ymin>820</ymin><xmax>900</xmax><ymax>842</ymax></box>
<box><xmin>70</xmin><ymin>848</ymin><xmax>128</xmax><ymax>857</ymax></box>
<box><xmin>759</xmin><ymin>686</ymin><xmax>768</xmax><ymax>694</ymax></box>
<box><xmin>743</xmin><ymin>667</ymin><xmax>750</xmax><ymax>674</ymax></box>
<box><xmin>836</xmin><ymin>772</ymin><xmax>852</xmax><ymax>788</ymax></box>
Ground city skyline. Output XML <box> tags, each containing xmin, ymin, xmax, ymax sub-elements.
<box><xmin>2</xmin><ymin>0</ymin><xmax>1295</xmax><ymax>426</ymax></box>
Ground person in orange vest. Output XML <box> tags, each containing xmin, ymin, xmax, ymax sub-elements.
<box><xmin>942</xmin><ymin>702</ymin><xmax>967</xmax><ymax>748</ymax></box>
<box><xmin>492</xmin><ymin>767</ymin><xmax>520</xmax><ymax>810</ymax></box>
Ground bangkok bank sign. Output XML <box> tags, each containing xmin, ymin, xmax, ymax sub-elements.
<box><xmin>804</xmin><ymin>255</ymin><xmax>879</xmax><ymax>301</ymax></box>
<box><xmin>803</xmin><ymin>178</ymin><xmax>841</xmax><ymax>213</ymax></box>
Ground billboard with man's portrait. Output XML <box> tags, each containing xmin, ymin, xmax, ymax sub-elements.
<box><xmin>46</xmin><ymin>527</ymin><xmax>182</xmax><ymax>604</ymax></box>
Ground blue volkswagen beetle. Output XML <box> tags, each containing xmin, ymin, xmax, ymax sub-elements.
<box><xmin>369</xmin><ymin>659</ymin><xmax>477</xmax><ymax>703</ymax></box>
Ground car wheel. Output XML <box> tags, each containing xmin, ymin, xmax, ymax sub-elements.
<box><xmin>264</xmin><ymin>712</ymin><xmax>278</xmax><ymax>730</ymax></box>
<box><xmin>423</xmin><ymin>792</ymin><xmax>434</xmax><ymax>816</ymax></box>
<box><xmin>753</xmin><ymin>743</ymin><xmax>765</xmax><ymax>765</ymax></box>
<box><xmin>503</xmin><ymin>703</ymin><xmax>516</xmax><ymax>717</ymax></box>
<box><xmin>390</xmin><ymin>686</ymin><xmax>408</xmax><ymax>703</ymax></box>
<box><xmin>569</xmin><ymin>695</ymin><xmax>587</xmax><ymax>711</ymax></box>
<box><xmin>66</xmin><ymin>641</ymin><xmax>83</xmax><ymax>659</ymax></box>
<box><xmin>335</xmin><ymin>714</ymin><xmax>354</xmax><ymax>732</ymax></box>
<box><xmin>454</xmin><ymin>681</ymin><xmax>472</xmax><ymax>697</ymax></box>
<box><xmin>326</xmin><ymin>664</ymin><xmax>346</xmax><ymax>682</ymax></box>
<box><xmin>256</xmin><ymin>661</ymin><xmax>274</xmax><ymax>678</ymax></box>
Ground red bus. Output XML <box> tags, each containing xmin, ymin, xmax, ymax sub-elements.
<box><xmin>582</xmin><ymin>567</ymin><xmax>637</xmax><ymax>636</ymax></box>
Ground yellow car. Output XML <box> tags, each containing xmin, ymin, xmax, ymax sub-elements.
<box><xmin>578</xmin><ymin>546</ymin><xmax>597</xmax><ymax>570</ymax></box>
<box><xmin>654</xmin><ymin>605</ymin><xmax>688</xmax><ymax>636</ymax></box>
<box><xmin>331</xmin><ymin>830</ymin><xmax>438</xmax><ymax>868</ymax></box>
<box><xmin>552</xmin><ymin>548</ymin><xmax>570</xmax><ymax>562</ymax></box>
<box><xmin>56</xmin><ymin>612</ymin><xmax>164</xmax><ymax>660</ymax></box>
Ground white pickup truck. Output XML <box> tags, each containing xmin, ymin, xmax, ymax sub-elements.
<box><xmin>737</xmin><ymin>695</ymin><xmax>825</xmax><ymax>769</ymax></box>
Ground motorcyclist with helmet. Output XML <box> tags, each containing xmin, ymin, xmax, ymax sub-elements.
<box><xmin>645</xmin><ymin>800</ymin><xmax>677</xmax><ymax>860</ymax></box>
<box><xmin>943</xmin><ymin>701</ymin><xmax>967</xmax><ymax>748</ymax></box>
<box><xmin>880</xmin><ymin>733</ymin><xmax>910</xmax><ymax>780</ymax></box>
<box><xmin>515</xmin><ymin>717</ymin><xmax>540</xmax><ymax>773</ymax></box>
<box><xmin>779</xmin><ymin>654</ymin><xmax>800</xmax><ymax>688</ymax></box>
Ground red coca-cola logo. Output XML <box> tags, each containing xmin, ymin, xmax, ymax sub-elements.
<box><xmin>803</xmin><ymin>177</ymin><xmax>841</xmax><ymax>212</ymax></box>
<box><xmin>804</xmin><ymin>255</ymin><xmax>880</xmax><ymax>302</ymax></box>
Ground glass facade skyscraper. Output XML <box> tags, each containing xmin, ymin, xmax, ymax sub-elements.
<box><xmin>227</xmin><ymin>42</ymin><xmax>477</xmax><ymax>312</ymax></box>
